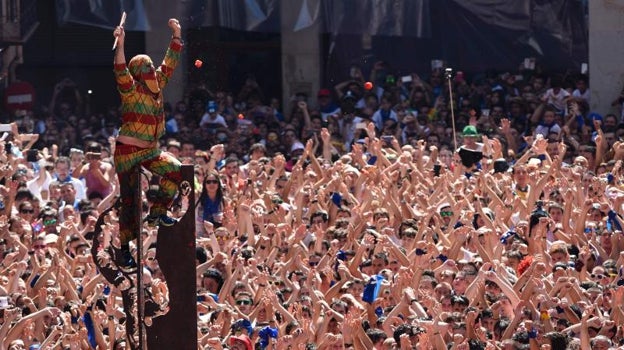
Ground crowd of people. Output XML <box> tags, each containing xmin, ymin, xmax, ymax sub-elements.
<box><xmin>1</xmin><ymin>55</ymin><xmax>624</xmax><ymax>350</ymax></box>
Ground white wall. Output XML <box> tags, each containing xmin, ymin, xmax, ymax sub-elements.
<box><xmin>589</xmin><ymin>0</ymin><xmax>624</xmax><ymax>116</ymax></box>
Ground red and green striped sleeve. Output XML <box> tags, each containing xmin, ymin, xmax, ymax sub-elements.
<box><xmin>156</xmin><ymin>39</ymin><xmax>183</xmax><ymax>89</ymax></box>
<box><xmin>114</xmin><ymin>63</ymin><xmax>135</xmax><ymax>94</ymax></box>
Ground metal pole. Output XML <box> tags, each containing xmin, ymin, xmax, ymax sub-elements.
<box><xmin>446</xmin><ymin>68</ymin><xmax>458</xmax><ymax>151</ymax></box>
<box><xmin>135</xmin><ymin>165</ymin><xmax>145</xmax><ymax>349</ymax></box>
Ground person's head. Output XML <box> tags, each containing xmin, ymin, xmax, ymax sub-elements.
<box><xmin>462</xmin><ymin>125</ymin><xmax>481</xmax><ymax>147</ymax></box>
<box><xmin>438</xmin><ymin>204</ymin><xmax>453</xmax><ymax>225</ymax></box>
<box><xmin>224</xmin><ymin>157</ymin><xmax>240</xmax><ymax>177</ymax></box>
<box><xmin>180</xmin><ymin>141</ymin><xmax>195</xmax><ymax>158</ymax></box>
<box><xmin>60</xmin><ymin>182</ymin><xmax>77</xmax><ymax>204</ymax></box>
<box><xmin>113</xmin><ymin>338</ymin><xmax>126</xmax><ymax>350</ymax></box>
<box><xmin>310</xmin><ymin>210</ymin><xmax>329</xmax><ymax>228</ymax></box>
<box><xmin>39</xmin><ymin>207</ymin><xmax>59</xmax><ymax>234</ymax></box>
<box><xmin>17</xmin><ymin>201</ymin><xmax>35</xmax><ymax>220</ymax></box>
<box><xmin>543</xmin><ymin>107</ymin><xmax>557</xmax><ymax>125</ymax></box>
<box><xmin>249</xmin><ymin>143</ymin><xmax>267</xmax><ymax>160</ymax></box>
<box><xmin>548</xmin><ymin>202</ymin><xmax>564</xmax><ymax>223</ymax></box>
<box><xmin>201</xmin><ymin>268</ymin><xmax>224</xmax><ymax>294</ymax></box>
<box><xmin>166</xmin><ymin>140</ymin><xmax>181</xmax><ymax>158</ymax></box>
<box><xmin>548</xmin><ymin>242</ymin><xmax>569</xmax><ymax>264</ymax></box>
<box><xmin>393</xmin><ymin>324</ymin><xmax>424</xmax><ymax>347</ymax></box>
<box><xmin>85</xmin><ymin>142</ymin><xmax>102</xmax><ymax>161</ymax></box>
<box><xmin>69</xmin><ymin>148</ymin><xmax>85</xmax><ymax>170</ymax></box>
<box><xmin>451</xmin><ymin>271</ymin><xmax>469</xmax><ymax>294</ymax></box>
<box><xmin>290</xmin><ymin>142</ymin><xmax>305</xmax><ymax>158</ymax></box>
<box><xmin>371</xmin><ymin>252</ymin><xmax>388</xmax><ymax>274</ymax></box>
<box><xmin>54</xmin><ymin>156</ymin><xmax>72</xmax><ymax>181</ymax></box>
<box><xmin>234</xmin><ymin>291</ymin><xmax>254</xmax><ymax>314</ymax></box>
<box><xmin>7</xmin><ymin>340</ymin><xmax>26</xmax><ymax>350</ymax></box>
<box><xmin>128</xmin><ymin>54</ymin><xmax>160</xmax><ymax>94</ymax></box>
<box><xmin>589</xmin><ymin>335</ymin><xmax>612</xmax><ymax>350</ymax></box>
<box><xmin>604</xmin><ymin>113</ymin><xmax>618</xmax><ymax>129</ymax></box>
<box><xmin>145</xmin><ymin>247</ymin><xmax>159</xmax><ymax>271</ymax></box>
<box><xmin>229</xmin><ymin>334</ymin><xmax>253</xmax><ymax>350</ymax></box>
<box><xmin>201</xmin><ymin>171</ymin><xmax>223</xmax><ymax>198</ymax></box>
<box><xmin>366</xmin><ymin>328</ymin><xmax>388</xmax><ymax>347</ymax></box>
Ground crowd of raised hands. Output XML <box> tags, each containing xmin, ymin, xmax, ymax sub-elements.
<box><xmin>2</xmin><ymin>80</ymin><xmax>624</xmax><ymax>349</ymax></box>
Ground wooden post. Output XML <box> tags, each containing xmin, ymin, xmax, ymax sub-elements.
<box><xmin>146</xmin><ymin>164</ymin><xmax>197</xmax><ymax>349</ymax></box>
<box><xmin>136</xmin><ymin>165</ymin><xmax>145</xmax><ymax>349</ymax></box>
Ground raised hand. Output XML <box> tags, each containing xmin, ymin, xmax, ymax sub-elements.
<box><xmin>113</xmin><ymin>26</ymin><xmax>125</xmax><ymax>46</ymax></box>
<box><xmin>168</xmin><ymin>18</ymin><xmax>181</xmax><ymax>37</ymax></box>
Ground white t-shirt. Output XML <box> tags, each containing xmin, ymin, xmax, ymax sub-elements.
<box><xmin>543</xmin><ymin>88</ymin><xmax>570</xmax><ymax>112</ymax></box>
<box><xmin>27</xmin><ymin>171</ymin><xmax>52</xmax><ymax>201</ymax></box>
<box><xmin>199</xmin><ymin>113</ymin><xmax>227</xmax><ymax>128</ymax></box>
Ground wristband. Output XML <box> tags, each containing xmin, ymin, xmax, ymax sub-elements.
<box><xmin>528</xmin><ymin>329</ymin><xmax>538</xmax><ymax>339</ymax></box>
<box><xmin>415</xmin><ymin>248</ymin><xmax>426</xmax><ymax>256</ymax></box>
<box><xmin>555</xmin><ymin>306</ymin><xmax>564</xmax><ymax>314</ymax></box>
<box><xmin>540</xmin><ymin>311</ymin><xmax>550</xmax><ymax>321</ymax></box>
<box><xmin>437</xmin><ymin>254</ymin><xmax>448</xmax><ymax>263</ymax></box>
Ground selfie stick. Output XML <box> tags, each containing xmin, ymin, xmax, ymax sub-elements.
<box><xmin>112</xmin><ymin>11</ymin><xmax>127</xmax><ymax>51</ymax></box>
<box><xmin>445</xmin><ymin>68</ymin><xmax>458</xmax><ymax>150</ymax></box>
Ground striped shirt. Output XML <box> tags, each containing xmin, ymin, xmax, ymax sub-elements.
<box><xmin>113</xmin><ymin>40</ymin><xmax>183</xmax><ymax>143</ymax></box>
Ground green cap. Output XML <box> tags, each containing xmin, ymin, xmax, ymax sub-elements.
<box><xmin>462</xmin><ymin>125</ymin><xmax>480</xmax><ymax>137</ymax></box>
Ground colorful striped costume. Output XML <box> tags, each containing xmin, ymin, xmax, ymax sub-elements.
<box><xmin>113</xmin><ymin>39</ymin><xmax>183</xmax><ymax>245</ymax></box>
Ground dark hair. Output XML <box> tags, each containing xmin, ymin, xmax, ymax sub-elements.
<box><xmin>196</xmin><ymin>247</ymin><xmax>208</xmax><ymax>264</ymax></box>
<box><xmin>544</xmin><ymin>331</ymin><xmax>568</xmax><ymax>350</ymax></box>
<box><xmin>393</xmin><ymin>323</ymin><xmax>424</xmax><ymax>345</ymax></box>
<box><xmin>468</xmin><ymin>339</ymin><xmax>486</xmax><ymax>350</ymax></box>
<box><xmin>202</xmin><ymin>268</ymin><xmax>224</xmax><ymax>292</ymax></box>
<box><xmin>366</xmin><ymin>328</ymin><xmax>387</xmax><ymax>344</ymax></box>
<box><xmin>310</xmin><ymin>210</ymin><xmax>329</xmax><ymax>223</ymax></box>
<box><xmin>198</xmin><ymin>171</ymin><xmax>224</xmax><ymax>206</ymax></box>
<box><xmin>15</xmin><ymin>188</ymin><xmax>34</xmax><ymax>202</ymax></box>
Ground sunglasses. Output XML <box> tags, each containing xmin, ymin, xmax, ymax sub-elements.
<box><xmin>235</xmin><ymin>300</ymin><xmax>252</xmax><ymax>306</ymax></box>
<box><xmin>440</xmin><ymin>211</ymin><xmax>454</xmax><ymax>217</ymax></box>
<box><xmin>43</xmin><ymin>219</ymin><xmax>57</xmax><ymax>226</ymax></box>
<box><xmin>591</xmin><ymin>274</ymin><xmax>606</xmax><ymax>279</ymax></box>
<box><xmin>146</xmin><ymin>257</ymin><xmax>156</xmax><ymax>261</ymax></box>
<box><xmin>205</xmin><ymin>180</ymin><xmax>219</xmax><ymax>184</ymax></box>
<box><xmin>20</xmin><ymin>209</ymin><xmax>34</xmax><ymax>214</ymax></box>
<box><xmin>216</xmin><ymin>235</ymin><xmax>229</xmax><ymax>242</ymax></box>
<box><xmin>33</xmin><ymin>245</ymin><xmax>46</xmax><ymax>249</ymax></box>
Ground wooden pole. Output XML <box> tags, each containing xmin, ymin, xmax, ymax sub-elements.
<box><xmin>136</xmin><ymin>165</ymin><xmax>145</xmax><ymax>349</ymax></box>
<box><xmin>446</xmin><ymin>68</ymin><xmax>458</xmax><ymax>151</ymax></box>
<box><xmin>147</xmin><ymin>165</ymin><xmax>197</xmax><ymax>349</ymax></box>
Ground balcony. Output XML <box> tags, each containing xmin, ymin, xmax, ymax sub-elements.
<box><xmin>0</xmin><ymin>0</ymin><xmax>39</xmax><ymax>44</ymax></box>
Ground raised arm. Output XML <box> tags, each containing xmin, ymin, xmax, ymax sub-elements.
<box><xmin>155</xmin><ymin>19</ymin><xmax>183</xmax><ymax>88</ymax></box>
<box><xmin>112</xmin><ymin>25</ymin><xmax>134</xmax><ymax>94</ymax></box>
<box><xmin>113</xmin><ymin>26</ymin><xmax>126</xmax><ymax>65</ymax></box>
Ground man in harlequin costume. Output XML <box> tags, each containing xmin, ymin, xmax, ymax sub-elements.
<box><xmin>112</xmin><ymin>18</ymin><xmax>183</xmax><ymax>268</ymax></box>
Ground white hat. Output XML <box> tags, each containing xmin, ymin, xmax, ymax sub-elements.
<box><xmin>44</xmin><ymin>234</ymin><xmax>59</xmax><ymax>245</ymax></box>
<box><xmin>291</xmin><ymin>142</ymin><xmax>305</xmax><ymax>152</ymax></box>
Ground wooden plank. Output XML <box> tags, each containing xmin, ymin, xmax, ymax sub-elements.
<box><xmin>147</xmin><ymin>164</ymin><xmax>197</xmax><ymax>349</ymax></box>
